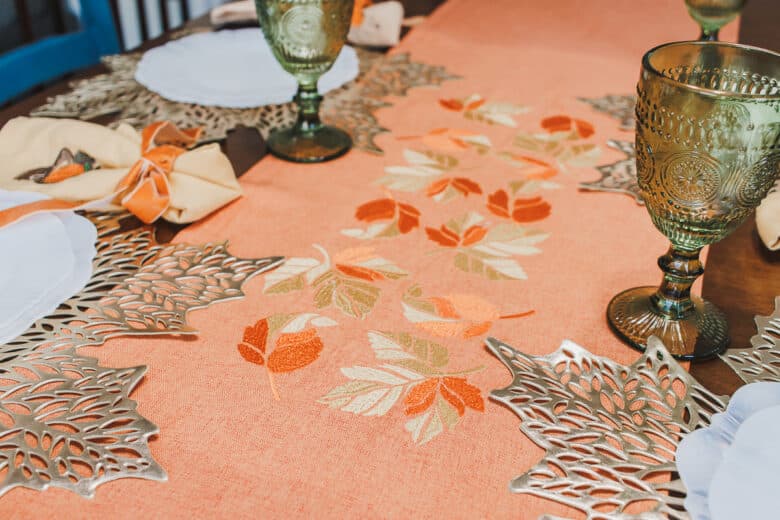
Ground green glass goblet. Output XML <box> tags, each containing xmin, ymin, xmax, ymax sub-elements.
<box><xmin>608</xmin><ymin>41</ymin><xmax>780</xmax><ymax>360</ymax></box>
<box><xmin>255</xmin><ymin>0</ymin><xmax>354</xmax><ymax>163</ymax></box>
<box><xmin>684</xmin><ymin>0</ymin><xmax>747</xmax><ymax>41</ymax></box>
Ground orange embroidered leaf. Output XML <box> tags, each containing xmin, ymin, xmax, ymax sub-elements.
<box><xmin>439</xmin><ymin>98</ymin><xmax>463</xmax><ymax>111</ymax></box>
<box><xmin>441</xmin><ymin>377</ymin><xmax>484</xmax><ymax>415</ymax></box>
<box><xmin>452</xmin><ymin>178</ymin><xmax>482</xmax><ymax>196</ymax></box>
<box><xmin>404</xmin><ymin>379</ymin><xmax>438</xmax><ymax>415</ymax></box>
<box><xmin>516</xmin><ymin>155</ymin><xmax>558</xmax><ymax>180</ymax></box>
<box><xmin>464</xmin><ymin>98</ymin><xmax>487</xmax><ymax>111</ymax></box>
<box><xmin>461</xmin><ymin>225</ymin><xmax>488</xmax><ymax>246</ymax></box>
<box><xmin>267</xmin><ymin>328</ymin><xmax>324</xmax><ymax>373</ymax></box>
<box><xmin>462</xmin><ymin>322</ymin><xmax>493</xmax><ymax>338</ymax></box>
<box><xmin>429</xmin><ymin>297</ymin><xmax>459</xmax><ymax>319</ymax></box>
<box><xmin>397</xmin><ymin>202</ymin><xmax>420</xmax><ymax>234</ymax></box>
<box><xmin>238</xmin><ymin>343</ymin><xmax>265</xmax><ymax>365</ymax></box>
<box><xmin>426</xmin><ymin>178</ymin><xmax>450</xmax><ymax>197</ymax></box>
<box><xmin>345</xmin><ymin>199</ymin><xmax>420</xmax><ymax>239</ymax></box>
<box><xmin>355</xmin><ymin>198</ymin><xmax>396</xmax><ymax>222</ymax></box>
<box><xmin>439</xmin><ymin>384</ymin><xmax>466</xmax><ymax>416</ymax></box>
<box><xmin>541</xmin><ymin>115</ymin><xmax>572</xmax><ymax>133</ymax></box>
<box><xmin>487</xmin><ymin>189</ymin><xmax>511</xmax><ymax>218</ymax></box>
<box><xmin>404</xmin><ymin>291</ymin><xmax>506</xmax><ymax>339</ymax></box>
<box><xmin>574</xmin><ymin>119</ymin><xmax>595</xmax><ymax>138</ymax></box>
<box><xmin>425</xmin><ymin>226</ymin><xmax>459</xmax><ymax>247</ymax></box>
<box><xmin>335</xmin><ymin>264</ymin><xmax>385</xmax><ymax>281</ymax></box>
<box><xmin>512</xmin><ymin>196</ymin><xmax>552</xmax><ymax>223</ymax></box>
<box><xmin>237</xmin><ymin>318</ymin><xmax>269</xmax><ymax>365</ymax></box>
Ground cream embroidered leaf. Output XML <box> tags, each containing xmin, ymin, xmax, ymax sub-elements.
<box><xmin>263</xmin><ymin>257</ymin><xmax>321</xmax><ymax>294</ymax></box>
<box><xmin>319</xmin><ymin>364</ymin><xmax>423</xmax><ymax>416</ymax></box>
<box><xmin>405</xmin><ymin>396</ymin><xmax>459</xmax><ymax>444</ymax></box>
<box><xmin>376</xmin><ymin>149</ymin><xmax>458</xmax><ymax>192</ymax></box>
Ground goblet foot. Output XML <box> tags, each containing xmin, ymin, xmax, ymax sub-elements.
<box><xmin>607</xmin><ymin>286</ymin><xmax>730</xmax><ymax>360</ymax></box>
<box><xmin>267</xmin><ymin>125</ymin><xmax>352</xmax><ymax>163</ymax></box>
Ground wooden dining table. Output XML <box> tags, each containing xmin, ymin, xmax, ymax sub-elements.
<box><xmin>0</xmin><ymin>1</ymin><xmax>778</xmax><ymax>517</ymax></box>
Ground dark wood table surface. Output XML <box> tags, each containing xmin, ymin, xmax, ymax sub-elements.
<box><xmin>0</xmin><ymin>0</ymin><xmax>777</xmax><ymax>396</ymax></box>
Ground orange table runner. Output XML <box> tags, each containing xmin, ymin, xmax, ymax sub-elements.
<box><xmin>3</xmin><ymin>1</ymin><xmax>737</xmax><ymax>518</ymax></box>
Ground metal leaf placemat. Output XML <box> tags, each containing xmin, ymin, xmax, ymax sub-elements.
<box><xmin>0</xmin><ymin>212</ymin><xmax>282</xmax><ymax>498</ymax></box>
<box><xmin>579</xmin><ymin>94</ymin><xmax>643</xmax><ymax>204</ymax></box>
<box><xmin>31</xmin><ymin>49</ymin><xmax>458</xmax><ymax>155</ymax></box>
<box><xmin>487</xmin><ymin>336</ymin><xmax>728</xmax><ymax>520</ymax></box>
<box><xmin>719</xmin><ymin>296</ymin><xmax>780</xmax><ymax>384</ymax></box>
<box><xmin>579</xmin><ymin>139</ymin><xmax>643</xmax><ymax>205</ymax></box>
<box><xmin>578</xmin><ymin>94</ymin><xmax>636</xmax><ymax>131</ymax></box>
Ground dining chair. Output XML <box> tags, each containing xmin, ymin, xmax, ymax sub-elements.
<box><xmin>109</xmin><ymin>0</ymin><xmax>194</xmax><ymax>51</ymax></box>
<box><xmin>0</xmin><ymin>1</ymin><xmax>119</xmax><ymax>105</ymax></box>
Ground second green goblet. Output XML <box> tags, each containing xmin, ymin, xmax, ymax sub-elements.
<box><xmin>255</xmin><ymin>0</ymin><xmax>354</xmax><ymax>163</ymax></box>
<box><xmin>684</xmin><ymin>0</ymin><xmax>746</xmax><ymax>41</ymax></box>
<box><xmin>608</xmin><ymin>41</ymin><xmax>780</xmax><ymax>360</ymax></box>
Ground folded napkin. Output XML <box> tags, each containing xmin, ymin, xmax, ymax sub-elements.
<box><xmin>211</xmin><ymin>0</ymin><xmax>403</xmax><ymax>47</ymax></box>
<box><xmin>0</xmin><ymin>190</ymin><xmax>96</xmax><ymax>344</ymax></box>
<box><xmin>347</xmin><ymin>1</ymin><xmax>404</xmax><ymax>47</ymax></box>
<box><xmin>210</xmin><ymin>0</ymin><xmax>256</xmax><ymax>26</ymax></box>
<box><xmin>0</xmin><ymin>117</ymin><xmax>242</xmax><ymax>225</ymax></box>
<box><xmin>757</xmin><ymin>181</ymin><xmax>779</xmax><ymax>250</ymax></box>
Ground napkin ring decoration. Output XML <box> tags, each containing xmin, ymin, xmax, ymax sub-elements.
<box><xmin>16</xmin><ymin>148</ymin><xmax>99</xmax><ymax>184</ymax></box>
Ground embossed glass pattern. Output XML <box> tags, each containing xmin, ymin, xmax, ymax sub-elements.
<box><xmin>608</xmin><ymin>41</ymin><xmax>780</xmax><ymax>360</ymax></box>
<box><xmin>685</xmin><ymin>0</ymin><xmax>747</xmax><ymax>41</ymax></box>
<box><xmin>255</xmin><ymin>0</ymin><xmax>354</xmax><ymax>162</ymax></box>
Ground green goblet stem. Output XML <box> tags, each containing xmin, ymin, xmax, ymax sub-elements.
<box><xmin>650</xmin><ymin>246</ymin><xmax>704</xmax><ymax>319</ymax></box>
<box><xmin>294</xmin><ymin>83</ymin><xmax>324</xmax><ymax>134</ymax></box>
<box><xmin>699</xmin><ymin>28</ymin><xmax>719</xmax><ymax>41</ymax></box>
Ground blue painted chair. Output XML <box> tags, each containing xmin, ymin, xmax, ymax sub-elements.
<box><xmin>0</xmin><ymin>2</ymin><xmax>120</xmax><ymax>105</ymax></box>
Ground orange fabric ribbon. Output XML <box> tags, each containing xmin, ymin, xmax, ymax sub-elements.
<box><xmin>113</xmin><ymin>122</ymin><xmax>202</xmax><ymax>224</ymax></box>
<box><xmin>0</xmin><ymin>121</ymin><xmax>202</xmax><ymax>229</ymax></box>
<box><xmin>352</xmin><ymin>0</ymin><xmax>372</xmax><ymax>26</ymax></box>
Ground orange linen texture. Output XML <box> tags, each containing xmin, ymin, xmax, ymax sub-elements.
<box><xmin>2</xmin><ymin>1</ymin><xmax>736</xmax><ymax>518</ymax></box>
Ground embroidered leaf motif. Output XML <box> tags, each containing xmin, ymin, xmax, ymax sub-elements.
<box><xmin>267</xmin><ymin>329</ymin><xmax>324</xmax><ymax>372</ymax></box>
<box><xmin>368</xmin><ymin>331</ymin><xmax>450</xmax><ymax>371</ymax></box>
<box><xmin>237</xmin><ymin>313</ymin><xmax>336</xmax><ymax>399</ymax></box>
<box><xmin>312</xmin><ymin>247</ymin><xmax>408</xmax><ymax>319</ymax></box>
<box><xmin>263</xmin><ymin>257</ymin><xmax>322</xmax><ymax>294</ymax></box>
<box><xmin>426</xmin><ymin>177</ymin><xmax>483</xmax><ymax>203</ymax></box>
<box><xmin>541</xmin><ymin>115</ymin><xmax>595</xmax><ymax>138</ymax></box>
<box><xmin>497</xmin><ymin>153</ymin><xmax>558</xmax><ymax>180</ymax></box>
<box><xmin>320</xmin><ymin>331</ymin><xmax>484</xmax><ymax>444</ymax></box>
<box><xmin>404</xmin><ymin>377</ymin><xmax>484</xmax><ymax>445</ymax></box>
<box><xmin>513</xmin><ymin>115</ymin><xmax>602</xmax><ymax>171</ymax></box>
<box><xmin>405</xmin><ymin>396</ymin><xmax>460</xmax><ymax>445</ymax></box>
<box><xmin>439</xmin><ymin>94</ymin><xmax>528</xmax><ymax>127</ymax></box>
<box><xmin>402</xmin><ymin>285</ymin><xmax>533</xmax><ymax>338</ymax></box>
<box><xmin>415</xmin><ymin>128</ymin><xmax>492</xmax><ymax>154</ymax></box>
<box><xmin>264</xmin><ymin>246</ymin><xmax>406</xmax><ymax>319</ymax></box>
<box><xmin>425</xmin><ymin>213</ymin><xmax>549</xmax><ymax>280</ymax></box>
<box><xmin>376</xmin><ymin>148</ymin><xmax>458</xmax><ymax>192</ymax></box>
<box><xmin>342</xmin><ymin>197</ymin><xmax>421</xmax><ymax>239</ymax></box>
<box><xmin>487</xmin><ymin>189</ymin><xmax>552</xmax><ymax>223</ymax></box>
<box><xmin>319</xmin><ymin>364</ymin><xmax>423</xmax><ymax>416</ymax></box>
<box><xmin>238</xmin><ymin>319</ymin><xmax>269</xmax><ymax>365</ymax></box>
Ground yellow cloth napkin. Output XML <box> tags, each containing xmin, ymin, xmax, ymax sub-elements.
<box><xmin>757</xmin><ymin>181</ymin><xmax>780</xmax><ymax>251</ymax></box>
<box><xmin>0</xmin><ymin>117</ymin><xmax>242</xmax><ymax>224</ymax></box>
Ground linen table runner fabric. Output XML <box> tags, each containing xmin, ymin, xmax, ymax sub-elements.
<box><xmin>1</xmin><ymin>1</ymin><xmax>736</xmax><ymax>518</ymax></box>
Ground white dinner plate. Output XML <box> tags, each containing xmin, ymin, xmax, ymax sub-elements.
<box><xmin>0</xmin><ymin>191</ymin><xmax>97</xmax><ymax>344</ymax></box>
<box><xmin>135</xmin><ymin>28</ymin><xmax>360</xmax><ymax>108</ymax></box>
